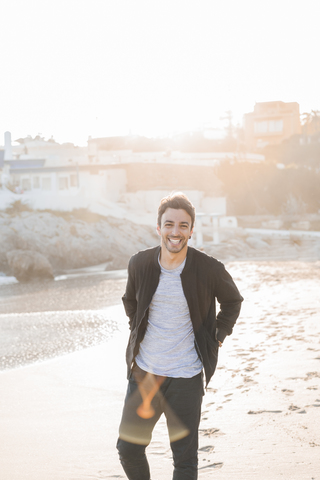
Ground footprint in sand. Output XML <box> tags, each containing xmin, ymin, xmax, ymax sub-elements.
<box><xmin>229</xmin><ymin>368</ymin><xmax>240</xmax><ymax>373</ymax></box>
<box><xmin>248</xmin><ymin>409</ymin><xmax>282</xmax><ymax>414</ymax></box>
<box><xmin>305</xmin><ymin>403</ymin><xmax>320</xmax><ymax>408</ymax></box>
<box><xmin>206</xmin><ymin>387</ymin><xmax>218</xmax><ymax>393</ymax></box>
<box><xmin>305</xmin><ymin>372</ymin><xmax>320</xmax><ymax>380</ymax></box>
<box><xmin>282</xmin><ymin>388</ymin><xmax>294</xmax><ymax>396</ymax></box>
<box><xmin>244</xmin><ymin>366</ymin><xmax>257</xmax><ymax>372</ymax></box>
<box><xmin>200</xmin><ymin>427</ymin><xmax>225</xmax><ymax>436</ymax></box>
<box><xmin>199</xmin><ymin>462</ymin><xmax>223</xmax><ymax>470</ymax></box>
<box><xmin>199</xmin><ymin>445</ymin><xmax>215</xmax><ymax>453</ymax></box>
<box><xmin>288</xmin><ymin>404</ymin><xmax>302</xmax><ymax>411</ymax></box>
<box><xmin>242</xmin><ymin>375</ymin><xmax>257</xmax><ymax>384</ymax></box>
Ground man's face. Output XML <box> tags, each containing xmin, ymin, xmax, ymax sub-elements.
<box><xmin>157</xmin><ymin>208</ymin><xmax>193</xmax><ymax>254</ymax></box>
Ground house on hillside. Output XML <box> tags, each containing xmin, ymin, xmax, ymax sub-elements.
<box><xmin>244</xmin><ymin>101</ymin><xmax>301</xmax><ymax>150</ymax></box>
<box><xmin>2</xmin><ymin>154</ymin><xmax>227</xmax><ymax>217</ymax></box>
<box><xmin>0</xmin><ymin>132</ymin><xmax>263</xmax><ymax>219</ymax></box>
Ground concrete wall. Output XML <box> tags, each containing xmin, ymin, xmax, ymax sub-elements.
<box><xmin>124</xmin><ymin>163</ymin><xmax>223</xmax><ymax>196</ymax></box>
<box><xmin>104</xmin><ymin>169</ymin><xmax>127</xmax><ymax>202</ymax></box>
<box><xmin>118</xmin><ymin>189</ymin><xmax>226</xmax><ymax>216</ymax></box>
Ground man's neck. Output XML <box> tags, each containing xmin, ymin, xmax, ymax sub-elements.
<box><xmin>159</xmin><ymin>245</ymin><xmax>188</xmax><ymax>270</ymax></box>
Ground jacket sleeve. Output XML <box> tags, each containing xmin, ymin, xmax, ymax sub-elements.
<box><xmin>215</xmin><ymin>263</ymin><xmax>243</xmax><ymax>342</ymax></box>
<box><xmin>121</xmin><ymin>256</ymin><xmax>137</xmax><ymax>330</ymax></box>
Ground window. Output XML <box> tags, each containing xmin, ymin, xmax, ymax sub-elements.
<box><xmin>70</xmin><ymin>174</ymin><xmax>78</xmax><ymax>187</ymax></box>
<box><xmin>59</xmin><ymin>177</ymin><xmax>69</xmax><ymax>190</ymax></box>
<box><xmin>269</xmin><ymin>120</ymin><xmax>283</xmax><ymax>132</ymax></box>
<box><xmin>42</xmin><ymin>177</ymin><xmax>52</xmax><ymax>190</ymax></box>
<box><xmin>254</xmin><ymin>119</ymin><xmax>283</xmax><ymax>134</ymax></box>
<box><xmin>21</xmin><ymin>178</ymin><xmax>31</xmax><ymax>190</ymax></box>
<box><xmin>254</xmin><ymin>121</ymin><xmax>268</xmax><ymax>133</ymax></box>
<box><xmin>33</xmin><ymin>176</ymin><xmax>40</xmax><ymax>189</ymax></box>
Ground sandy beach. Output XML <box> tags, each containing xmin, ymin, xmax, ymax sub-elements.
<box><xmin>1</xmin><ymin>261</ymin><xmax>320</xmax><ymax>479</ymax></box>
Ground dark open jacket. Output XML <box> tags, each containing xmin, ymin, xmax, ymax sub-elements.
<box><xmin>122</xmin><ymin>245</ymin><xmax>243</xmax><ymax>387</ymax></box>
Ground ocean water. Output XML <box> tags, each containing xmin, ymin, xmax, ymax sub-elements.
<box><xmin>0</xmin><ymin>308</ymin><xmax>126</xmax><ymax>370</ymax></box>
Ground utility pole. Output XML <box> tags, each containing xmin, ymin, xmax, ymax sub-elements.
<box><xmin>220</xmin><ymin>110</ymin><xmax>234</xmax><ymax>139</ymax></box>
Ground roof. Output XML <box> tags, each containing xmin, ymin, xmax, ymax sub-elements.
<box><xmin>6</xmin><ymin>159</ymin><xmax>46</xmax><ymax>170</ymax></box>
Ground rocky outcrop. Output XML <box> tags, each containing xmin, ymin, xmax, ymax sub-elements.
<box><xmin>0</xmin><ymin>211</ymin><xmax>159</xmax><ymax>280</ymax></box>
<box><xmin>6</xmin><ymin>250</ymin><xmax>54</xmax><ymax>282</ymax></box>
<box><xmin>245</xmin><ymin>236</ymin><xmax>270</xmax><ymax>250</ymax></box>
<box><xmin>1</xmin><ymin>210</ymin><xmax>319</xmax><ymax>282</ymax></box>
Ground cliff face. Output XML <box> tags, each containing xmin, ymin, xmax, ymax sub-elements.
<box><xmin>0</xmin><ymin>211</ymin><xmax>159</xmax><ymax>280</ymax></box>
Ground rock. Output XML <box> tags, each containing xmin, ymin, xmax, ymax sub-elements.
<box><xmin>6</xmin><ymin>249</ymin><xmax>54</xmax><ymax>282</ymax></box>
<box><xmin>70</xmin><ymin>224</ymin><xmax>79</xmax><ymax>236</ymax></box>
<box><xmin>246</xmin><ymin>236</ymin><xmax>270</xmax><ymax>250</ymax></box>
<box><xmin>234</xmin><ymin>227</ymin><xmax>249</xmax><ymax>239</ymax></box>
<box><xmin>0</xmin><ymin>211</ymin><xmax>159</xmax><ymax>274</ymax></box>
<box><xmin>0</xmin><ymin>225</ymin><xmax>17</xmax><ymax>273</ymax></box>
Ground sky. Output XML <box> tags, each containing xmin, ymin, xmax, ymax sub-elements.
<box><xmin>1</xmin><ymin>0</ymin><xmax>320</xmax><ymax>146</ymax></box>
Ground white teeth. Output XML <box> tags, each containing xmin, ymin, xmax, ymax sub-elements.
<box><xmin>170</xmin><ymin>239</ymin><xmax>180</xmax><ymax>244</ymax></box>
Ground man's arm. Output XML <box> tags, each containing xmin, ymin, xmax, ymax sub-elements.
<box><xmin>122</xmin><ymin>256</ymin><xmax>138</xmax><ymax>330</ymax></box>
<box><xmin>215</xmin><ymin>264</ymin><xmax>243</xmax><ymax>344</ymax></box>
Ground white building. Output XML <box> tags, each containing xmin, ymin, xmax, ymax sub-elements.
<box><xmin>0</xmin><ymin>133</ymin><xmax>265</xmax><ymax>223</ymax></box>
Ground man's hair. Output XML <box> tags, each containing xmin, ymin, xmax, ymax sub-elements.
<box><xmin>157</xmin><ymin>192</ymin><xmax>196</xmax><ymax>229</ymax></box>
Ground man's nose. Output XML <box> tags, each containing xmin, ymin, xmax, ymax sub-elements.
<box><xmin>172</xmin><ymin>224</ymin><xmax>180</xmax><ymax>235</ymax></box>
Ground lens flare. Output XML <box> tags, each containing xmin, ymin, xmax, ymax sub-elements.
<box><xmin>136</xmin><ymin>372</ymin><xmax>165</xmax><ymax>419</ymax></box>
<box><xmin>119</xmin><ymin>370</ymin><xmax>190</xmax><ymax>445</ymax></box>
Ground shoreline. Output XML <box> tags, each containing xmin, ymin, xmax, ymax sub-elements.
<box><xmin>1</xmin><ymin>260</ymin><xmax>320</xmax><ymax>372</ymax></box>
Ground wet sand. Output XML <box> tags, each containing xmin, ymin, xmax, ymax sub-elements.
<box><xmin>0</xmin><ymin>271</ymin><xmax>127</xmax><ymax>369</ymax></box>
<box><xmin>1</xmin><ymin>262</ymin><xmax>320</xmax><ymax>479</ymax></box>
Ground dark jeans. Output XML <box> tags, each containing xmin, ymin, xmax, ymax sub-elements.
<box><xmin>116</xmin><ymin>364</ymin><xmax>204</xmax><ymax>480</ymax></box>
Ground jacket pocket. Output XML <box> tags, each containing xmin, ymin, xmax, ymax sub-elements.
<box><xmin>204</xmin><ymin>326</ymin><xmax>219</xmax><ymax>360</ymax></box>
<box><xmin>126</xmin><ymin>328</ymin><xmax>138</xmax><ymax>365</ymax></box>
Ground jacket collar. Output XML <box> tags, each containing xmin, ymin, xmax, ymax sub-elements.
<box><xmin>153</xmin><ymin>245</ymin><xmax>195</xmax><ymax>272</ymax></box>
<box><xmin>153</xmin><ymin>245</ymin><xmax>161</xmax><ymax>269</ymax></box>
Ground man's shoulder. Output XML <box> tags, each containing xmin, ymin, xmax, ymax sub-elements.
<box><xmin>188</xmin><ymin>246</ymin><xmax>224</xmax><ymax>269</ymax></box>
<box><xmin>129</xmin><ymin>245</ymin><xmax>159</xmax><ymax>267</ymax></box>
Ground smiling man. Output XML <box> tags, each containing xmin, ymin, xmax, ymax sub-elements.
<box><xmin>117</xmin><ymin>192</ymin><xmax>243</xmax><ymax>480</ymax></box>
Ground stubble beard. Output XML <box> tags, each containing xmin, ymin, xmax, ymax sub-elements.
<box><xmin>162</xmin><ymin>235</ymin><xmax>188</xmax><ymax>254</ymax></box>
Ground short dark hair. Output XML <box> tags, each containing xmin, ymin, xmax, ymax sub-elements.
<box><xmin>157</xmin><ymin>192</ymin><xmax>196</xmax><ymax>229</ymax></box>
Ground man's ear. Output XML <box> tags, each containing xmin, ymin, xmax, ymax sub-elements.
<box><xmin>156</xmin><ymin>224</ymin><xmax>161</xmax><ymax>236</ymax></box>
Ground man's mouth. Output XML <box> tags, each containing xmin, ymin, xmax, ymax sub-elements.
<box><xmin>168</xmin><ymin>238</ymin><xmax>182</xmax><ymax>245</ymax></box>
